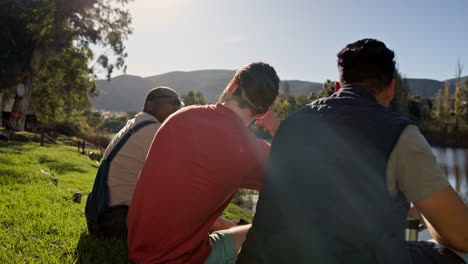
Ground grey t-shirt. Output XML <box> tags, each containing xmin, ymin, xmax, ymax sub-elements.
<box><xmin>387</xmin><ymin>125</ymin><xmax>449</xmax><ymax>202</ymax></box>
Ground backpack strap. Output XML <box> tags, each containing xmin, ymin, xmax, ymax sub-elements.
<box><xmin>104</xmin><ymin>119</ymin><xmax>158</xmax><ymax>163</ymax></box>
<box><xmin>85</xmin><ymin>119</ymin><xmax>158</xmax><ymax>232</ymax></box>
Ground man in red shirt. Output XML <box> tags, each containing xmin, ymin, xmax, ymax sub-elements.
<box><xmin>127</xmin><ymin>62</ymin><xmax>280</xmax><ymax>264</ymax></box>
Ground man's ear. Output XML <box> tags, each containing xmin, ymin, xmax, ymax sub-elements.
<box><xmin>334</xmin><ymin>82</ymin><xmax>341</xmax><ymax>92</ymax></box>
<box><xmin>226</xmin><ymin>76</ymin><xmax>239</xmax><ymax>93</ymax></box>
<box><xmin>145</xmin><ymin>101</ymin><xmax>154</xmax><ymax>113</ymax></box>
<box><xmin>219</xmin><ymin>77</ymin><xmax>239</xmax><ymax>103</ymax></box>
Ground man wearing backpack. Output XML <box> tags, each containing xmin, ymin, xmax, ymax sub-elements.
<box><xmin>86</xmin><ymin>86</ymin><xmax>183</xmax><ymax>237</ymax></box>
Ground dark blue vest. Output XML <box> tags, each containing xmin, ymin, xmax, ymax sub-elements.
<box><xmin>238</xmin><ymin>85</ymin><xmax>414</xmax><ymax>264</ymax></box>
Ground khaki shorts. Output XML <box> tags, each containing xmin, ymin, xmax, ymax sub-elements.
<box><xmin>205</xmin><ymin>230</ymin><xmax>237</xmax><ymax>264</ymax></box>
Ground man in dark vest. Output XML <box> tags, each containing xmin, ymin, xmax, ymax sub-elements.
<box><xmin>237</xmin><ymin>39</ymin><xmax>468</xmax><ymax>263</ymax></box>
<box><xmin>86</xmin><ymin>86</ymin><xmax>184</xmax><ymax>237</ymax></box>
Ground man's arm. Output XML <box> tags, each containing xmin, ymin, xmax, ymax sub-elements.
<box><xmin>414</xmin><ymin>186</ymin><xmax>468</xmax><ymax>252</ymax></box>
<box><xmin>209</xmin><ymin>217</ymin><xmax>238</xmax><ymax>232</ymax></box>
<box><xmin>390</xmin><ymin>125</ymin><xmax>468</xmax><ymax>252</ymax></box>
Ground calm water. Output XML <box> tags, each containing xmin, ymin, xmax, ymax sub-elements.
<box><xmin>432</xmin><ymin>147</ymin><xmax>468</xmax><ymax>202</ymax></box>
<box><xmin>420</xmin><ymin>147</ymin><xmax>467</xmax><ymax>241</ymax></box>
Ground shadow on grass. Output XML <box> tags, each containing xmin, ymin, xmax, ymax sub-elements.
<box><xmin>0</xmin><ymin>168</ymin><xmax>44</xmax><ymax>186</ymax></box>
<box><xmin>37</xmin><ymin>155</ymin><xmax>87</xmax><ymax>174</ymax></box>
<box><xmin>75</xmin><ymin>232</ymin><xmax>132</xmax><ymax>264</ymax></box>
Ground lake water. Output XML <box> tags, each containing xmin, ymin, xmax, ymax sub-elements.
<box><xmin>432</xmin><ymin>147</ymin><xmax>468</xmax><ymax>202</ymax></box>
<box><xmin>419</xmin><ymin>147</ymin><xmax>468</xmax><ymax>241</ymax></box>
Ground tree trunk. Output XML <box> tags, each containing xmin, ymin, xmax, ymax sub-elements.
<box><xmin>40</xmin><ymin>127</ymin><xmax>45</xmax><ymax>146</ymax></box>
<box><xmin>10</xmin><ymin>73</ymin><xmax>34</xmax><ymax>131</ymax></box>
<box><xmin>0</xmin><ymin>93</ymin><xmax>3</xmax><ymax>128</ymax></box>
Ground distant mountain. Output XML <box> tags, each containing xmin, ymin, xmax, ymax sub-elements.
<box><xmin>93</xmin><ymin>75</ymin><xmax>154</xmax><ymax>112</ymax></box>
<box><xmin>281</xmin><ymin>80</ymin><xmax>323</xmax><ymax>97</ymax></box>
<box><xmin>92</xmin><ymin>71</ymin><xmax>468</xmax><ymax>112</ymax></box>
<box><xmin>93</xmin><ymin>70</ymin><xmax>322</xmax><ymax>112</ymax></box>
<box><xmin>146</xmin><ymin>70</ymin><xmax>236</xmax><ymax>103</ymax></box>
<box><xmin>406</xmin><ymin>76</ymin><xmax>468</xmax><ymax>97</ymax></box>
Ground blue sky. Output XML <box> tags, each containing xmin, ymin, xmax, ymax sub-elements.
<box><xmin>103</xmin><ymin>0</ymin><xmax>468</xmax><ymax>82</ymax></box>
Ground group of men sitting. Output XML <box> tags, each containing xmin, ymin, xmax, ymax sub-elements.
<box><xmin>86</xmin><ymin>38</ymin><xmax>468</xmax><ymax>264</ymax></box>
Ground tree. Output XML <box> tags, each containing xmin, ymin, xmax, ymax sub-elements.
<box><xmin>464</xmin><ymin>79</ymin><xmax>468</xmax><ymax>100</ymax></box>
<box><xmin>443</xmin><ymin>80</ymin><xmax>451</xmax><ymax>121</ymax></box>
<box><xmin>309</xmin><ymin>80</ymin><xmax>335</xmax><ymax>101</ymax></box>
<box><xmin>181</xmin><ymin>90</ymin><xmax>206</xmax><ymax>106</ymax></box>
<box><xmin>0</xmin><ymin>0</ymin><xmax>133</xmax><ymax>131</ymax></box>
<box><xmin>454</xmin><ymin>59</ymin><xmax>464</xmax><ymax>130</ymax></box>
<box><xmin>434</xmin><ymin>88</ymin><xmax>444</xmax><ymax>120</ymax></box>
<box><xmin>389</xmin><ymin>70</ymin><xmax>410</xmax><ymax>117</ymax></box>
<box><xmin>126</xmin><ymin>111</ymin><xmax>138</xmax><ymax>119</ymax></box>
<box><xmin>464</xmin><ymin>79</ymin><xmax>468</xmax><ymax>122</ymax></box>
<box><xmin>30</xmin><ymin>45</ymin><xmax>96</xmax><ymax>145</ymax></box>
<box><xmin>0</xmin><ymin>86</ymin><xmax>16</xmax><ymax>129</ymax></box>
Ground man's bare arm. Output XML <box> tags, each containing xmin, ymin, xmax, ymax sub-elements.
<box><xmin>209</xmin><ymin>217</ymin><xmax>238</xmax><ymax>232</ymax></box>
<box><xmin>414</xmin><ymin>186</ymin><xmax>468</xmax><ymax>252</ymax></box>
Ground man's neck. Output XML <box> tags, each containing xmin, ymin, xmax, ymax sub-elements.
<box><xmin>344</xmin><ymin>84</ymin><xmax>389</xmax><ymax>108</ymax></box>
<box><xmin>222</xmin><ymin>100</ymin><xmax>254</xmax><ymax>126</ymax></box>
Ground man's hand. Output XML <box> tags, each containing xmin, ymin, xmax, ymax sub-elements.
<box><xmin>209</xmin><ymin>217</ymin><xmax>238</xmax><ymax>232</ymax></box>
<box><xmin>254</xmin><ymin>110</ymin><xmax>280</xmax><ymax>137</ymax></box>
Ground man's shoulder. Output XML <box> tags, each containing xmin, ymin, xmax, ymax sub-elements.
<box><xmin>165</xmin><ymin>104</ymin><xmax>236</xmax><ymax>126</ymax></box>
<box><xmin>395</xmin><ymin>124</ymin><xmax>428</xmax><ymax>151</ymax></box>
<box><xmin>133</xmin><ymin>112</ymin><xmax>159</xmax><ymax>125</ymax></box>
<box><xmin>171</xmin><ymin>104</ymin><xmax>215</xmax><ymax>117</ymax></box>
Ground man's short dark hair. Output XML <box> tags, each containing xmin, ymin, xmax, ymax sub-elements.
<box><xmin>233</xmin><ymin>62</ymin><xmax>280</xmax><ymax>115</ymax></box>
<box><xmin>143</xmin><ymin>86</ymin><xmax>181</xmax><ymax>113</ymax></box>
<box><xmin>337</xmin><ymin>38</ymin><xmax>396</xmax><ymax>94</ymax></box>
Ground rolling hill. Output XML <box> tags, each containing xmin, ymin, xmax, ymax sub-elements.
<box><xmin>92</xmin><ymin>70</ymin><xmax>322</xmax><ymax>112</ymax></box>
<box><xmin>92</xmin><ymin>70</ymin><xmax>467</xmax><ymax>112</ymax></box>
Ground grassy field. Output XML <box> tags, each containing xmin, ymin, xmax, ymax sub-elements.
<box><xmin>0</xmin><ymin>135</ymin><xmax>252</xmax><ymax>264</ymax></box>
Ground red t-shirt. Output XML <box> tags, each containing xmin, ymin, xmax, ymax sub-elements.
<box><xmin>127</xmin><ymin>103</ymin><xmax>270</xmax><ymax>264</ymax></box>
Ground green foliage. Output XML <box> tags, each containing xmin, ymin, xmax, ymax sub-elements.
<box><xmin>86</xmin><ymin>111</ymin><xmax>104</xmax><ymax>129</ymax></box>
<box><xmin>454</xmin><ymin>81</ymin><xmax>465</xmax><ymax>127</ymax></box>
<box><xmin>273</xmin><ymin>92</ymin><xmax>310</xmax><ymax>121</ymax></box>
<box><xmin>402</xmin><ymin>62</ymin><xmax>468</xmax><ymax>147</ymax></box>
<box><xmin>1</xmin><ymin>0</ymin><xmax>133</xmax><ymax>131</ymax></box>
<box><xmin>464</xmin><ymin>79</ymin><xmax>468</xmax><ymax>121</ymax></box>
<box><xmin>1</xmin><ymin>0</ymin><xmax>133</xmax><ymax>79</ymax></box>
<box><xmin>181</xmin><ymin>90</ymin><xmax>206</xmax><ymax>106</ymax></box>
<box><xmin>407</xmin><ymin>96</ymin><xmax>433</xmax><ymax>123</ymax></box>
<box><xmin>126</xmin><ymin>111</ymin><xmax>138</xmax><ymax>120</ymax></box>
<box><xmin>98</xmin><ymin>115</ymin><xmax>128</xmax><ymax>133</ymax></box>
<box><xmin>222</xmin><ymin>203</ymin><xmax>253</xmax><ymax>223</ymax></box>
<box><xmin>464</xmin><ymin>79</ymin><xmax>468</xmax><ymax>100</ymax></box>
<box><xmin>309</xmin><ymin>80</ymin><xmax>335</xmax><ymax>101</ymax></box>
<box><xmin>232</xmin><ymin>189</ymin><xmax>257</xmax><ymax>211</ymax></box>
<box><xmin>31</xmin><ymin>46</ymin><xmax>95</xmax><ymax>128</ymax></box>
<box><xmin>434</xmin><ymin>88</ymin><xmax>444</xmax><ymax>119</ymax></box>
<box><xmin>389</xmin><ymin>70</ymin><xmax>410</xmax><ymax>117</ymax></box>
<box><xmin>271</xmin><ymin>80</ymin><xmax>335</xmax><ymax>122</ymax></box>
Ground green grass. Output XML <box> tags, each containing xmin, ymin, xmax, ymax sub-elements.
<box><xmin>0</xmin><ymin>138</ymin><xmax>252</xmax><ymax>263</ymax></box>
